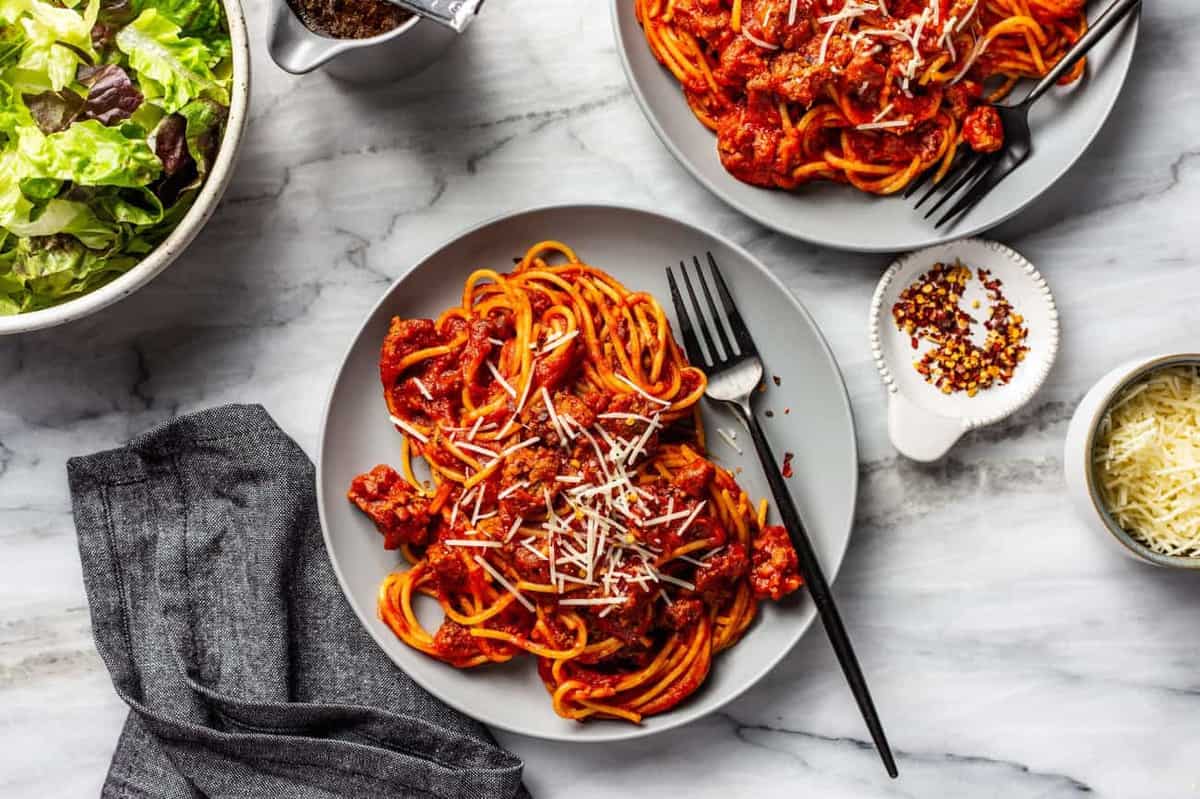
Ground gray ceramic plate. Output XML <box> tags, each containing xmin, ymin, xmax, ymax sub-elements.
<box><xmin>317</xmin><ymin>204</ymin><xmax>857</xmax><ymax>742</ymax></box>
<box><xmin>611</xmin><ymin>2</ymin><xmax>1139</xmax><ymax>253</ymax></box>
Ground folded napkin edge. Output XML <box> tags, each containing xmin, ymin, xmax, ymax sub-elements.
<box><xmin>66</xmin><ymin>403</ymin><xmax>275</xmax><ymax>489</ymax></box>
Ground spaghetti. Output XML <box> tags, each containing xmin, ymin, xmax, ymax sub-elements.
<box><xmin>348</xmin><ymin>241</ymin><xmax>803</xmax><ymax>723</ymax></box>
<box><xmin>634</xmin><ymin>0</ymin><xmax>1089</xmax><ymax>194</ymax></box>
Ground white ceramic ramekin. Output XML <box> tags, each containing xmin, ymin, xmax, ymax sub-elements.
<box><xmin>870</xmin><ymin>238</ymin><xmax>1060</xmax><ymax>462</ymax></box>
<box><xmin>1064</xmin><ymin>352</ymin><xmax>1200</xmax><ymax>569</ymax></box>
<box><xmin>0</xmin><ymin>0</ymin><xmax>251</xmax><ymax>336</ymax></box>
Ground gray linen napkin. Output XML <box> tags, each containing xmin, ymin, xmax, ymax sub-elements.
<box><xmin>67</xmin><ymin>404</ymin><xmax>529</xmax><ymax>799</ymax></box>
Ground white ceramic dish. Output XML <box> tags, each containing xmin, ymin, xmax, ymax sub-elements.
<box><xmin>610</xmin><ymin>1</ymin><xmax>1140</xmax><ymax>253</ymax></box>
<box><xmin>0</xmin><ymin>0</ymin><xmax>251</xmax><ymax>336</ymax></box>
<box><xmin>317</xmin><ymin>203</ymin><xmax>858</xmax><ymax>742</ymax></box>
<box><xmin>870</xmin><ymin>239</ymin><xmax>1059</xmax><ymax>462</ymax></box>
<box><xmin>1064</xmin><ymin>352</ymin><xmax>1200</xmax><ymax>570</ymax></box>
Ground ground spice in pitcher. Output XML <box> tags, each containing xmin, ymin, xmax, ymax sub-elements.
<box><xmin>288</xmin><ymin>0</ymin><xmax>412</xmax><ymax>39</ymax></box>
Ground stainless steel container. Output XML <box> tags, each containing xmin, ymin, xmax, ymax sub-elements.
<box><xmin>268</xmin><ymin>0</ymin><xmax>459</xmax><ymax>83</ymax></box>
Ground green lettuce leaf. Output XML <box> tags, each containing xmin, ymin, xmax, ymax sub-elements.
<box><xmin>94</xmin><ymin>185</ymin><xmax>163</xmax><ymax>225</ymax></box>
<box><xmin>136</xmin><ymin>0</ymin><xmax>227</xmax><ymax>53</ymax></box>
<box><xmin>18</xmin><ymin>175</ymin><xmax>61</xmax><ymax>199</ymax></box>
<box><xmin>2</xmin><ymin>0</ymin><xmax>99</xmax><ymax>92</ymax></box>
<box><xmin>16</xmin><ymin>118</ymin><xmax>161</xmax><ymax>187</ymax></box>
<box><xmin>115</xmin><ymin>9</ymin><xmax>226</xmax><ymax>113</ymax></box>
<box><xmin>5</xmin><ymin>198</ymin><xmax>119</xmax><ymax>248</ymax></box>
<box><xmin>0</xmin><ymin>0</ymin><xmax>230</xmax><ymax>315</ymax></box>
<box><xmin>0</xmin><ymin>151</ymin><xmax>36</xmax><ymax>231</ymax></box>
<box><xmin>2</xmin><ymin>234</ymin><xmax>136</xmax><ymax>312</ymax></box>
<box><xmin>0</xmin><ymin>28</ymin><xmax>26</xmax><ymax>74</ymax></box>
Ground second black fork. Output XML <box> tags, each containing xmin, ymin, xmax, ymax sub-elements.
<box><xmin>907</xmin><ymin>0</ymin><xmax>1142</xmax><ymax>228</ymax></box>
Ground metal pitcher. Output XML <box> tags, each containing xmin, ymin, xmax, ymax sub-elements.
<box><xmin>267</xmin><ymin>0</ymin><xmax>459</xmax><ymax>83</ymax></box>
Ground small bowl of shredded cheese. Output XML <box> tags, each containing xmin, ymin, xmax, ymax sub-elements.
<box><xmin>1065</xmin><ymin>355</ymin><xmax>1200</xmax><ymax>568</ymax></box>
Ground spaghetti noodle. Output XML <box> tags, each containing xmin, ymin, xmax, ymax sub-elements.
<box><xmin>347</xmin><ymin>241</ymin><xmax>803</xmax><ymax>723</ymax></box>
<box><xmin>634</xmin><ymin>0</ymin><xmax>1088</xmax><ymax>194</ymax></box>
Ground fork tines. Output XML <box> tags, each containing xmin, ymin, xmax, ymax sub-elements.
<box><xmin>908</xmin><ymin>150</ymin><xmax>1000</xmax><ymax>229</ymax></box>
<box><xmin>665</xmin><ymin>253</ymin><xmax>757</xmax><ymax>370</ymax></box>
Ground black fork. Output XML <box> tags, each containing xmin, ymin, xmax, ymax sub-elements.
<box><xmin>907</xmin><ymin>0</ymin><xmax>1142</xmax><ymax>228</ymax></box>
<box><xmin>667</xmin><ymin>253</ymin><xmax>898</xmax><ymax>780</ymax></box>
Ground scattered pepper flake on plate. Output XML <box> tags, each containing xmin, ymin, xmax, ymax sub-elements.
<box><xmin>764</xmin><ymin>410</ymin><xmax>774</xmax><ymax>418</ymax></box>
<box><xmin>891</xmin><ymin>260</ymin><xmax>1030</xmax><ymax>397</ymax></box>
<box><xmin>781</xmin><ymin>452</ymin><xmax>794</xmax><ymax>478</ymax></box>
<box><xmin>772</xmin><ymin>375</ymin><xmax>781</xmax><ymax>386</ymax></box>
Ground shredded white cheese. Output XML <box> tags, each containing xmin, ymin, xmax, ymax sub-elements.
<box><xmin>1094</xmin><ymin>366</ymin><xmax>1200</xmax><ymax>557</ymax></box>
<box><xmin>716</xmin><ymin>427</ymin><xmax>744</xmax><ymax>454</ymax></box>
<box><xmin>467</xmin><ymin>416</ymin><xmax>485</xmax><ymax>441</ymax></box>
<box><xmin>559</xmin><ymin>597</ymin><xmax>628</xmax><ymax>607</ymax></box>
<box><xmin>855</xmin><ymin>118</ymin><xmax>911</xmax><ymax>130</ymax></box>
<box><xmin>743</xmin><ymin>30</ymin><xmax>780</xmax><ymax>50</ymax></box>
<box><xmin>486</xmin><ymin>361</ymin><xmax>517</xmax><ymax>399</ymax></box>
<box><xmin>474</xmin><ymin>555</ymin><xmax>536</xmax><ymax>612</ymax></box>
<box><xmin>388</xmin><ymin>415</ymin><xmax>428</xmax><ymax>443</ymax></box>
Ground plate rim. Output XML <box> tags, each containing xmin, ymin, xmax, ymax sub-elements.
<box><xmin>608</xmin><ymin>1</ymin><xmax>1141</xmax><ymax>254</ymax></box>
<box><xmin>315</xmin><ymin>201</ymin><xmax>859</xmax><ymax>742</ymax></box>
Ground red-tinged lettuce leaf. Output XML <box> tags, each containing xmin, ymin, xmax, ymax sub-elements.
<box><xmin>147</xmin><ymin>99</ymin><xmax>225</xmax><ymax>208</ymax></box>
<box><xmin>153</xmin><ymin>113</ymin><xmax>189</xmax><ymax>175</ymax></box>
<box><xmin>22</xmin><ymin>90</ymin><xmax>86</xmax><ymax>134</ymax></box>
<box><xmin>78</xmin><ymin>64</ymin><xmax>144</xmax><ymax>125</ymax></box>
<box><xmin>178</xmin><ymin>98</ymin><xmax>226</xmax><ymax>176</ymax></box>
<box><xmin>93</xmin><ymin>0</ymin><xmax>137</xmax><ymax>54</ymax></box>
<box><xmin>99</xmin><ymin>0</ymin><xmax>138</xmax><ymax>26</ymax></box>
<box><xmin>91</xmin><ymin>22</ymin><xmax>117</xmax><ymax>53</ymax></box>
<box><xmin>151</xmin><ymin>113</ymin><xmax>197</xmax><ymax>206</ymax></box>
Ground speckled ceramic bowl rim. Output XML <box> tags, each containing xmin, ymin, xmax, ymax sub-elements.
<box><xmin>869</xmin><ymin>238</ymin><xmax>1060</xmax><ymax>429</ymax></box>
<box><xmin>0</xmin><ymin>0</ymin><xmax>251</xmax><ymax>336</ymax></box>
<box><xmin>1083</xmin><ymin>353</ymin><xmax>1200</xmax><ymax>570</ymax></box>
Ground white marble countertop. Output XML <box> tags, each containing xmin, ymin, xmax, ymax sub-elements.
<box><xmin>3</xmin><ymin>2</ymin><xmax>1199</xmax><ymax>797</ymax></box>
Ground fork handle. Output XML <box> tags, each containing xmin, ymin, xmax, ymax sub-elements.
<box><xmin>731</xmin><ymin>400</ymin><xmax>898</xmax><ymax>779</ymax></box>
<box><xmin>1022</xmin><ymin>0</ymin><xmax>1142</xmax><ymax>107</ymax></box>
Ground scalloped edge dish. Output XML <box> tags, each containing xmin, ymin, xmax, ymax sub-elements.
<box><xmin>870</xmin><ymin>238</ymin><xmax>1060</xmax><ymax>461</ymax></box>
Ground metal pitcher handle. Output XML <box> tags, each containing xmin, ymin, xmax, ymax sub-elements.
<box><xmin>267</xmin><ymin>0</ymin><xmax>353</xmax><ymax>74</ymax></box>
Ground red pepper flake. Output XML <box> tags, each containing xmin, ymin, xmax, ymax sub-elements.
<box><xmin>781</xmin><ymin>452</ymin><xmax>795</xmax><ymax>478</ymax></box>
<box><xmin>891</xmin><ymin>261</ymin><xmax>1030</xmax><ymax>397</ymax></box>
<box><xmin>772</xmin><ymin>375</ymin><xmax>781</xmax><ymax>386</ymax></box>
<box><xmin>783</xmin><ymin>407</ymin><xmax>790</xmax><ymax>415</ymax></box>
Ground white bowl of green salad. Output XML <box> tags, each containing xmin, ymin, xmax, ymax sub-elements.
<box><xmin>0</xmin><ymin>0</ymin><xmax>249</xmax><ymax>333</ymax></box>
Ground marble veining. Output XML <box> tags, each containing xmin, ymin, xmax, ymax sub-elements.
<box><xmin>3</xmin><ymin>1</ymin><xmax>1200</xmax><ymax>797</ymax></box>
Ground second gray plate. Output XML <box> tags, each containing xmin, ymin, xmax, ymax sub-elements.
<box><xmin>317</xmin><ymin>204</ymin><xmax>857</xmax><ymax>742</ymax></box>
<box><xmin>611</xmin><ymin>1</ymin><xmax>1139</xmax><ymax>253</ymax></box>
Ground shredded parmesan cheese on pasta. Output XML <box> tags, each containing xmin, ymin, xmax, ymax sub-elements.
<box><xmin>1093</xmin><ymin>366</ymin><xmax>1200</xmax><ymax>557</ymax></box>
